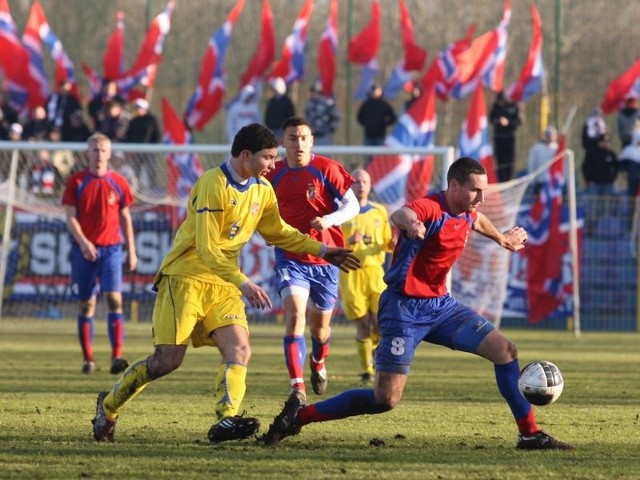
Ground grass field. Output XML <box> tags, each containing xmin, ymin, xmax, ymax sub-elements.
<box><xmin>1</xmin><ymin>319</ymin><xmax>639</xmax><ymax>480</ymax></box>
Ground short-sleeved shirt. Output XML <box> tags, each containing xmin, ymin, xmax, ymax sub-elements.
<box><xmin>384</xmin><ymin>192</ymin><xmax>476</xmax><ymax>298</ymax></box>
<box><xmin>62</xmin><ymin>169</ymin><xmax>133</xmax><ymax>246</ymax></box>
<box><xmin>266</xmin><ymin>154</ymin><xmax>354</xmax><ymax>265</ymax></box>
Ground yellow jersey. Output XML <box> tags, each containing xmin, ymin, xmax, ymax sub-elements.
<box><xmin>157</xmin><ymin>164</ymin><xmax>322</xmax><ymax>287</ymax></box>
<box><xmin>341</xmin><ymin>201</ymin><xmax>393</xmax><ymax>268</ymax></box>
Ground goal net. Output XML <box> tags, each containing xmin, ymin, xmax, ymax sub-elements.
<box><xmin>0</xmin><ymin>141</ymin><xmax>454</xmax><ymax>323</ymax></box>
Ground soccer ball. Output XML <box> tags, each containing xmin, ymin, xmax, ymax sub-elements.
<box><xmin>518</xmin><ymin>360</ymin><xmax>564</xmax><ymax>406</ymax></box>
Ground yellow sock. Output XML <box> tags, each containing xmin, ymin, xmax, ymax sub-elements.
<box><xmin>214</xmin><ymin>362</ymin><xmax>247</xmax><ymax>422</ymax></box>
<box><xmin>103</xmin><ymin>357</ymin><xmax>153</xmax><ymax>419</ymax></box>
<box><xmin>356</xmin><ymin>338</ymin><xmax>375</xmax><ymax>375</ymax></box>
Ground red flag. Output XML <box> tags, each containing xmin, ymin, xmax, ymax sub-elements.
<box><xmin>238</xmin><ymin>0</ymin><xmax>275</xmax><ymax>89</ymax></box>
<box><xmin>526</xmin><ymin>135</ymin><xmax>567</xmax><ymax>323</ymax></box>
<box><xmin>506</xmin><ymin>4</ymin><xmax>543</xmax><ymax>103</ymax></box>
<box><xmin>601</xmin><ymin>58</ymin><xmax>640</xmax><ymax>114</ymax></box>
<box><xmin>127</xmin><ymin>0</ymin><xmax>175</xmax><ymax>76</ymax></box>
<box><xmin>184</xmin><ymin>0</ymin><xmax>246</xmax><ymax>130</ymax></box>
<box><xmin>0</xmin><ymin>0</ymin><xmax>29</xmax><ymax>111</ymax></box>
<box><xmin>267</xmin><ymin>0</ymin><xmax>313</xmax><ymax>84</ymax></box>
<box><xmin>457</xmin><ymin>83</ymin><xmax>498</xmax><ymax>183</ymax></box>
<box><xmin>399</xmin><ymin>0</ymin><xmax>426</xmax><ymax>72</ymax></box>
<box><xmin>103</xmin><ymin>11</ymin><xmax>124</xmax><ymax>80</ymax></box>
<box><xmin>420</xmin><ymin>25</ymin><xmax>475</xmax><ymax>100</ymax></box>
<box><xmin>317</xmin><ymin>0</ymin><xmax>338</xmax><ymax>96</ymax></box>
<box><xmin>348</xmin><ymin>0</ymin><xmax>380</xmax><ymax>64</ymax></box>
<box><xmin>23</xmin><ymin>1</ymin><xmax>49</xmax><ymax>110</ymax></box>
<box><xmin>81</xmin><ymin>62</ymin><xmax>102</xmax><ymax>98</ymax></box>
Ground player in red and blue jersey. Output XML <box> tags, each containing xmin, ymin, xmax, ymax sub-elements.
<box><xmin>266</xmin><ymin>116</ymin><xmax>359</xmax><ymax>401</ymax></box>
<box><xmin>264</xmin><ymin>157</ymin><xmax>574</xmax><ymax>450</ymax></box>
<box><xmin>62</xmin><ymin>133</ymin><xmax>137</xmax><ymax>375</ymax></box>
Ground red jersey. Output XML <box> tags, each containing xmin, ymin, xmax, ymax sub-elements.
<box><xmin>62</xmin><ymin>169</ymin><xmax>134</xmax><ymax>246</ymax></box>
<box><xmin>265</xmin><ymin>154</ymin><xmax>354</xmax><ymax>264</ymax></box>
<box><xmin>384</xmin><ymin>192</ymin><xmax>477</xmax><ymax>298</ymax></box>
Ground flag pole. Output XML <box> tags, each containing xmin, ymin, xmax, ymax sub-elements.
<box><xmin>345</xmin><ymin>0</ymin><xmax>354</xmax><ymax>145</ymax></box>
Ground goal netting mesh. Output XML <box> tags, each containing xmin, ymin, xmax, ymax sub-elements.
<box><xmin>0</xmin><ymin>141</ymin><xmax>551</xmax><ymax>326</ymax></box>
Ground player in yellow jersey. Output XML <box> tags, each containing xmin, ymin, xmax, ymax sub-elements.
<box><xmin>339</xmin><ymin>169</ymin><xmax>396</xmax><ymax>384</ymax></box>
<box><xmin>91</xmin><ymin>123</ymin><xmax>360</xmax><ymax>444</ymax></box>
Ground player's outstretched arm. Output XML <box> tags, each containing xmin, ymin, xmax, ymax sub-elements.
<box><xmin>473</xmin><ymin>212</ymin><xmax>528</xmax><ymax>252</ymax></box>
<box><xmin>322</xmin><ymin>247</ymin><xmax>361</xmax><ymax>273</ymax></box>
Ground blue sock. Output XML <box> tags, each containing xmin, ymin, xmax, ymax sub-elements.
<box><xmin>300</xmin><ymin>389</ymin><xmax>390</xmax><ymax>424</ymax></box>
<box><xmin>494</xmin><ymin>359</ymin><xmax>531</xmax><ymax>419</ymax></box>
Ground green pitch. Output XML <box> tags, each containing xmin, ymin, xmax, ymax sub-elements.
<box><xmin>1</xmin><ymin>319</ymin><xmax>638</xmax><ymax>479</ymax></box>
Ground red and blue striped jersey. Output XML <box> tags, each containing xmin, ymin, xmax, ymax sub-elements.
<box><xmin>266</xmin><ymin>154</ymin><xmax>354</xmax><ymax>264</ymax></box>
<box><xmin>385</xmin><ymin>192</ymin><xmax>477</xmax><ymax>298</ymax></box>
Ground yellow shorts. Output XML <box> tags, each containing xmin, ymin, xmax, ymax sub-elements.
<box><xmin>338</xmin><ymin>265</ymin><xmax>386</xmax><ymax>321</ymax></box>
<box><xmin>152</xmin><ymin>275</ymin><xmax>248</xmax><ymax>348</ymax></box>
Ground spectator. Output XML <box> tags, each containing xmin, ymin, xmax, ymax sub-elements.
<box><xmin>0</xmin><ymin>90</ymin><xmax>19</xmax><ymax>130</ymax></box>
<box><xmin>30</xmin><ymin>150</ymin><xmax>60</xmax><ymax>197</ymax></box>
<box><xmin>489</xmin><ymin>91</ymin><xmax>521</xmax><ymax>182</ymax></box>
<box><xmin>582</xmin><ymin>106</ymin><xmax>607</xmax><ymax>154</ymax></box>
<box><xmin>1</xmin><ymin>123</ymin><xmax>23</xmax><ymax>182</ymax></box>
<box><xmin>527</xmin><ymin>126</ymin><xmax>558</xmax><ymax>194</ymax></box>
<box><xmin>95</xmin><ymin>99</ymin><xmax>129</xmax><ymax>142</ymax></box>
<box><xmin>619</xmin><ymin>128</ymin><xmax>640</xmax><ymax>197</ymax></box>
<box><xmin>46</xmin><ymin>80</ymin><xmax>81</xmax><ymax>134</ymax></box>
<box><xmin>23</xmin><ymin>106</ymin><xmax>51</xmax><ymax>141</ymax></box>
<box><xmin>62</xmin><ymin>110</ymin><xmax>92</xmax><ymax>143</ymax></box>
<box><xmin>225</xmin><ymin>85</ymin><xmax>261</xmax><ymax>144</ymax></box>
<box><xmin>582</xmin><ymin>134</ymin><xmax>618</xmax><ymax>195</ymax></box>
<box><xmin>616</xmin><ymin>95</ymin><xmax>640</xmax><ymax>149</ymax></box>
<box><xmin>8</xmin><ymin>122</ymin><xmax>23</xmax><ymax>141</ymax></box>
<box><xmin>403</xmin><ymin>82</ymin><xmax>422</xmax><ymax>111</ymax></box>
<box><xmin>303</xmin><ymin>83</ymin><xmax>340</xmax><ymax>146</ymax></box>
<box><xmin>88</xmin><ymin>80</ymin><xmax>125</xmax><ymax>130</ymax></box>
<box><xmin>124</xmin><ymin>99</ymin><xmax>161</xmax><ymax>144</ymax></box>
<box><xmin>357</xmin><ymin>84</ymin><xmax>397</xmax><ymax>149</ymax></box>
<box><xmin>265</xmin><ymin>77</ymin><xmax>295</xmax><ymax>138</ymax></box>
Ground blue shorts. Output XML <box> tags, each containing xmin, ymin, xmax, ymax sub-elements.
<box><xmin>274</xmin><ymin>258</ymin><xmax>339</xmax><ymax>311</ymax></box>
<box><xmin>376</xmin><ymin>289</ymin><xmax>495</xmax><ymax>375</ymax></box>
<box><xmin>70</xmin><ymin>243</ymin><xmax>123</xmax><ymax>300</ymax></box>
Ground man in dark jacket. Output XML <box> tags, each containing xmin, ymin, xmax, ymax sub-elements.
<box><xmin>357</xmin><ymin>84</ymin><xmax>396</xmax><ymax>166</ymax></box>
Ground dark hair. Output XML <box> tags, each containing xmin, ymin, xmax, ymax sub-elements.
<box><xmin>281</xmin><ymin>116</ymin><xmax>311</xmax><ymax>132</ymax></box>
<box><xmin>447</xmin><ymin>157</ymin><xmax>487</xmax><ymax>186</ymax></box>
<box><xmin>231</xmin><ymin>123</ymin><xmax>279</xmax><ymax>157</ymax></box>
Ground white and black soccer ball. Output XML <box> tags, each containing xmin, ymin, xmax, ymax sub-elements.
<box><xmin>518</xmin><ymin>360</ymin><xmax>564</xmax><ymax>406</ymax></box>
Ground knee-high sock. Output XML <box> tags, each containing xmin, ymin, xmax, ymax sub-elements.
<box><xmin>356</xmin><ymin>338</ymin><xmax>375</xmax><ymax>375</ymax></box>
<box><xmin>494</xmin><ymin>360</ymin><xmax>540</xmax><ymax>435</ymax></box>
<box><xmin>77</xmin><ymin>315</ymin><xmax>94</xmax><ymax>362</ymax></box>
<box><xmin>108</xmin><ymin>312</ymin><xmax>124</xmax><ymax>360</ymax></box>
<box><xmin>103</xmin><ymin>357</ymin><xmax>153</xmax><ymax>419</ymax></box>
<box><xmin>213</xmin><ymin>362</ymin><xmax>247</xmax><ymax>422</ymax></box>
<box><xmin>284</xmin><ymin>335</ymin><xmax>306</xmax><ymax>391</ymax></box>
<box><xmin>297</xmin><ymin>388</ymin><xmax>389</xmax><ymax>425</ymax></box>
<box><xmin>310</xmin><ymin>337</ymin><xmax>330</xmax><ymax>371</ymax></box>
